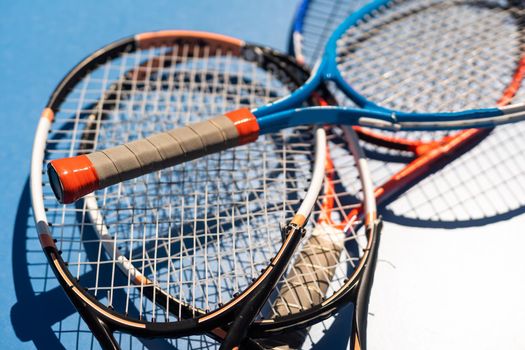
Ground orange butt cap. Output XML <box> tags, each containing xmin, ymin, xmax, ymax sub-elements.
<box><xmin>48</xmin><ymin>155</ymin><xmax>99</xmax><ymax>204</ymax></box>
<box><xmin>225</xmin><ymin>108</ymin><xmax>260</xmax><ymax>145</ymax></box>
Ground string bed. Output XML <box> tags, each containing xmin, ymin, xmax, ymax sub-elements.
<box><xmin>43</xmin><ymin>42</ymin><xmax>314</xmax><ymax>323</ymax></box>
<box><xmin>335</xmin><ymin>0</ymin><xmax>525</xmax><ymax>224</ymax></box>
<box><xmin>337</xmin><ymin>0</ymin><xmax>525</xmax><ymax>113</ymax></box>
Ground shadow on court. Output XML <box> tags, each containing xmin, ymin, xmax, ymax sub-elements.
<box><xmin>365</xmin><ymin>129</ymin><xmax>525</xmax><ymax>229</ymax></box>
<box><xmin>9</xmin><ymin>179</ymin><xmax>183</xmax><ymax>350</ymax></box>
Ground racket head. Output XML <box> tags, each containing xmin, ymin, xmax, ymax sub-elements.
<box><xmin>291</xmin><ymin>0</ymin><xmax>525</xmax><ymax>228</ymax></box>
<box><xmin>285</xmin><ymin>3</ymin><xmax>524</xmax><ymax>348</ymax></box>
<box><xmin>330</xmin><ymin>0</ymin><xmax>525</xmax><ymax>226</ymax></box>
<box><xmin>32</xmin><ymin>32</ymin><xmax>377</xmax><ymax>348</ymax></box>
<box><xmin>31</xmin><ymin>30</ymin><xmax>330</xmax><ymax>342</ymax></box>
<box><xmin>323</xmin><ymin>0</ymin><xmax>525</xmax><ymax>113</ymax></box>
<box><xmin>248</xmin><ymin>0</ymin><xmax>525</xmax><ymax>131</ymax></box>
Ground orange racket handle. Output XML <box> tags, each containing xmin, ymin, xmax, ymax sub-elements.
<box><xmin>48</xmin><ymin>109</ymin><xmax>259</xmax><ymax>203</ymax></box>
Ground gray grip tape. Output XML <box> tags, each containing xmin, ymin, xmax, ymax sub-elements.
<box><xmin>87</xmin><ymin>115</ymin><xmax>240</xmax><ymax>188</ymax></box>
<box><xmin>272</xmin><ymin>230</ymin><xmax>344</xmax><ymax>316</ymax></box>
<box><xmin>87</xmin><ymin>152</ymin><xmax>120</xmax><ymax>189</ymax></box>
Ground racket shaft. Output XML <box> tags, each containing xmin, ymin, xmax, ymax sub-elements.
<box><xmin>48</xmin><ymin>109</ymin><xmax>259</xmax><ymax>203</ymax></box>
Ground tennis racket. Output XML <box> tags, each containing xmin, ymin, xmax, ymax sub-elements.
<box><xmin>290</xmin><ymin>0</ymin><xmax>525</xmax><ymax>227</ymax></box>
<box><xmin>30</xmin><ymin>31</ymin><xmax>380</xmax><ymax>349</ymax></box>
<box><xmin>46</xmin><ymin>0</ymin><xmax>525</xmax><ymax>206</ymax></box>
<box><xmin>287</xmin><ymin>1</ymin><xmax>525</xmax><ymax>348</ymax></box>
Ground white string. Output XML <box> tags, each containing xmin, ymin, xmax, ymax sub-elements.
<box><xmin>39</xmin><ymin>38</ymin><xmax>368</xmax><ymax>330</ymax></box>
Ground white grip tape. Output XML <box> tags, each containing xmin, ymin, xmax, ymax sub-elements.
<box><xmin>86</xmin><ymin>115</ymin><xmax>239</xmax><ymax>188</ymax></box>
<box><xmin>273</xmin><ymin>224</ymin><xmax>345</xmax><ymax>316</ymax></box>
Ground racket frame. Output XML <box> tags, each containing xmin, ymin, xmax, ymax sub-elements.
<box><xmin>31</xmin><ymin>30</ymin><xmax>381</xmax><ymax>347</ymax></box>
<box><xmin>253</xmin><ymin>0</ymin><xmax>525</xmax><ymax>131</ymax></box>
<box><xmin>30</xmin><ymin>30</ymin><xmax>319</xmax><ymax>345</ymax></box>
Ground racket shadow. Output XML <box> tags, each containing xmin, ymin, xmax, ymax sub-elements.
<box><xmin>309</xmin><ymin>303</ymin><xmax>354</xmax><ymax>350</ymax></box>
<box><xmin>366</xmin><ymin>128</ymin><xmax>525</xmax><ymax>229</ymax></box>
<box><xmin>380</xmin><ymin>203</ymin><xmax>525</xmax><ymax>229</ymax></box>
<box><xmin>10</xmin><ymin>180</ymin><xmax>220</xmax><ymax>350</ymax></box>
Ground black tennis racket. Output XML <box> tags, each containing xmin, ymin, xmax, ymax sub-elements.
<box><xmin>31</xmin><ymin>31</ymin><xmax>380</xmax><ymax>349</ymax></box>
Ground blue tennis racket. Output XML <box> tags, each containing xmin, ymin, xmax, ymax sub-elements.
<box><xmin>48</xmin><ymin>0</ymin><xmax>525</xmax><ymax>206</ymax></box>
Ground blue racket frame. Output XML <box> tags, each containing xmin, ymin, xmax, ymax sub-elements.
<box><xmin>253</xmin><ymin>0</ymin><xmax>523</xmax><ymax>133</ymax></box>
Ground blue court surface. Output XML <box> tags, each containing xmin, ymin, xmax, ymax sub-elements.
<box><xmin>1</xmin><ymin>1</ymin><xmax>525</xmax><ymax>349</ymax></box>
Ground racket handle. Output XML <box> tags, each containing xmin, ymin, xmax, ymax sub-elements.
<box><xmin>259</xmin><ymin>225</ymin><xmax>344</xmax><ymax>349</ymax></box>
<box><xmin>273</xmin><ymin>224</ymin><xmax>344</xmax><ymax>316</ymax></box>
<box><xmin>47</xmin><ymin>109</ymin><xmax>259</xmax><ymax>203</ymax></box>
